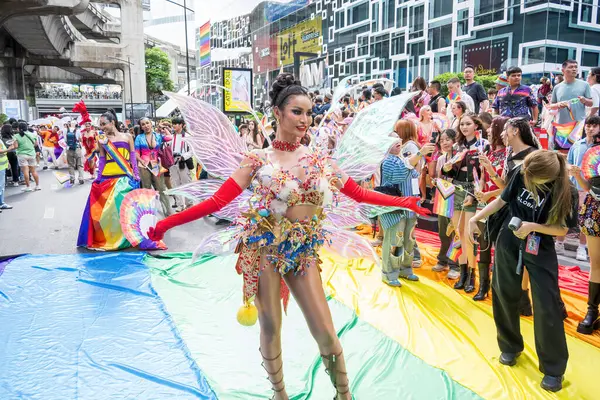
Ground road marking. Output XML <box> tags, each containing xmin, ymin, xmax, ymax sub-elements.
<box><xmin>43</xmin><ymin>207</ymin><xmax>55</xmax><ymax>219</ymax></box>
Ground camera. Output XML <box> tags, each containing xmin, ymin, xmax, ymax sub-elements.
<box><xmin>508</xmin><ymin>217</ymin><xmax>522</xmax><ymax>231</ymax></box>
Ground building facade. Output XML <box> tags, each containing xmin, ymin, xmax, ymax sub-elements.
<box><xmin>197</xmin><ymin>0</ymin><xmax>600</xmax><ymax>110</ymax></box>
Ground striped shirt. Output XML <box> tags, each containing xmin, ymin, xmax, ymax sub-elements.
<box><xmin>379</xmin><ymin>153</ymin><xmax>419</xmax><ymax>229</ymax></box>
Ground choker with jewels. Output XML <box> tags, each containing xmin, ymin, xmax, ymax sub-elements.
<box><xmin>272</xmin><ymin>139</ymin><xmax>301</xmax><ymax>152</ymax></box>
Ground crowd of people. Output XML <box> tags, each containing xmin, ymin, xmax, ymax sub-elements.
<box><xmin>3</xmin><ymin>58</ymin><xmax>600</xmax><ymax>397</ymax></box>
<box><xmin>35</xmin><ymin>89</ymin><xmax>122</xmax><ymax>100</ymax></box>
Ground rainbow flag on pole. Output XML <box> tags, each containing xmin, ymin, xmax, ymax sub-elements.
<box><xmin>433</xmin><ymin>178</ymin><xmax>455</xmax><ymax>218</ymax></box>
<box><xmin>200</xmin><ymin>21</ymin><xmax>211</xmax><ymax>67</ymax></box>
<box><xmin>447</xmin><ymin>236</ymin><xmax>463</xmax><ymax>262</ymax></box>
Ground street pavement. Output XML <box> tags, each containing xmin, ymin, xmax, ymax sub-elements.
<box><xmin>0</xmin><ymin>168</ymin><xmax>219</xmax><ymax>255</ymax></box>
<box><xmin>0</xmin><ymin>168</ymin><xmax>591</xmax><ymax>274</ymax></box>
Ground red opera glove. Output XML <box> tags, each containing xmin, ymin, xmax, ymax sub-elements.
<box><xmin>148</xmin><ymin>178</ymin><xmax>243</xmax><ymax>241</ymax></box>
<box><xmin>340</xmin><ymin>177</ymin><xmax>431</xmax><ymax>216</ymax></box>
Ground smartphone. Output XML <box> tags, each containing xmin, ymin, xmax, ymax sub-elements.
<box><xmin>430</xmin><ymin>131</ymin><xmax>438</xmax><ymax>144</ymax></box>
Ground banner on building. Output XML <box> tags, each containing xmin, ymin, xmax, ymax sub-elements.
<box><xmin>200</xmin><ymin>21</ymin><xmax>211</xmax><ymax>67</ymax></box>
<box><xmin>278</xmin><ymin>17</ymin><xmax>322</xmax><ymax>66</ymax></box>
<box><xmin>462</xmin><ymin>38</ymin><xmax>509</xmax><ymax>75</ymax></box>
<box><xmin>222</xmin><ymin>68</ymin><xmax>253</xmax><ymax>114</ymax></box>
<box><xmin>266</xmin><ymin>0</ymin><xmax>310</xmax><ymax>23</ymax></box>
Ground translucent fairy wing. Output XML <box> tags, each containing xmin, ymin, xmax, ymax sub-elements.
<box><xmin>166</xmin><ymin>179</ymin><xmax>251</xmax><ymax>221</ymax></box>
<box><xmin>324</xmin><ymin>225</ymin><xmax>381</xmax><ymax>267</ymax></box>
<box><xmin>325</xmin><ymin>196</ymin><xmax>372</xmax><ymax>228</ymax></box>
<box><xmin>333</xmin><ymin>91</ymin><xmax>419</xmax><ymax>181</ymax></box>
<box><xmin>192</xmin><ymin>226</ymin><xmax>240</xmax><ymax>261</ymax></box>
<box><xmin>164</xmin><ymin>91</ymin><xmax>247</xmax><ymax>179</ymax></box>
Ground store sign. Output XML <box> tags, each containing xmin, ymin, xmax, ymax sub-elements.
<box><xmin>266</xmin><ymin>0</ymin><xmax>309</xmax><ymax>23</ymax></box>
<box><xmin>222</xmin><ymin>68</ymin><xmax>253</xmax><ymax>114</ymax></box>
<box><xmin>260</xmin><ymin>48</ymin><xmax>270</xmax><ymax>58</ymax></box>
<box><xmin>277</xmin><ymin>17</ymin><xmax>322</xmax><ymax>66</ymax></box>
<box><xmin>300</xmin><ymin>60</ymin><xmax>326</xmax><ymax>89</ymax></box>
<box><xmin>462</xmin><ymin>38</ymin><xmax>509</xmax><ymax>74</ymax></box>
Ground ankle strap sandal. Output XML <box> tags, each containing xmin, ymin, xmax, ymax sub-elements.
<box><xmin>260</xmin><ymin>348</ymin><xmax>285</xmax><ymax>396</ymax></box>
<box><xmin>321</xmin><ymin>351</ymin><xmax>350</xmax><ymax>398</ymax></box>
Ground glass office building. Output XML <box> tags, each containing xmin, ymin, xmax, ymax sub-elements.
<box><xmin>197</xmin><ymin>0</ymin><xmax>600</xmax><ymax>109</ymax></box>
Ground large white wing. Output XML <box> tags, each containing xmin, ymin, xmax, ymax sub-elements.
<box><xmin>164</xmin><ymin>91</ymin><xmax>247</xmax><ymax>180</ymax></box>
<box><xmin>334</xmin><ymin>91</ymin><xmax>419</xmax><ymax>181</ymax></box>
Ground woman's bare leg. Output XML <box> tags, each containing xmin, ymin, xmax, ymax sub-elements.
<box><xmin>451</xmin><ymin>212</ymin><xmax>467</xmax><ymax>265</ymax></box>
<box><xmin>462</xmin><ymin>211</ymin><xmax>476</xmax><ymax>268</ymax></box>
<box><xmin>256</xmin><ymin>256</ymin><xmax>288</xmax><ymax>400</ymax></box>
<box><xmin>284</xmin><ymin>264</ymin><xmax>351</xmax><ymax>400</ymax></box>
<box><xmin>22</xmin><ymin>165</ymin><xmax>30</xmax><ymax>187</ymax></box>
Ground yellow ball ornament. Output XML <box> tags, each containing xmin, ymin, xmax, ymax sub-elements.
<box><xmin>237</xmin><ymin>303</ymin><xmax>258</xmax><ymax>326</ymax></box>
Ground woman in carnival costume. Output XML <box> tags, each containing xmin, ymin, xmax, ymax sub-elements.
<box><xmin>77</xmin><ymin>109</ymin><xmax>140</xmax><ymax>250</ymax></box>
<box><xmin>146</xmin><ymin>74</ymin><xmax>429</xmax><ymax>399</ymax></box>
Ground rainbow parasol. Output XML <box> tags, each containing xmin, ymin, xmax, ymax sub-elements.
<box><xmin>119</xmin><ymin>189</ymin><xmax>167</xmax><ymax>250</ymax></box>
<box><xmin>581</xmin><ymin>145</ymin><xmax>600</xmax><ymax>180</ymax></box>
<box><xmin>432</xmin><ymin>113</ymin><xmax>449</xmax><ymax>130</ymax></box>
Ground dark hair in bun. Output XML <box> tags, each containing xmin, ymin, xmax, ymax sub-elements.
<box><xmin>102</xmin><ymin>108</ymin><xmax>119</xmax><ymax>126</ymax></box>
<box><xmin>269</xmin><ymin>73</ymin><xmax>309</xmax><ymax>109</ymax></box>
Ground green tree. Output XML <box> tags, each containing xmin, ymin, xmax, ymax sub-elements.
<box><xmin>433</xmin><ymin>72</ymin><xmax>498</xmax><ymax>98</ymax></box>
<box><xmin>0</xmin><ymin>113</ymin><xmax>7</xmax><ymax>125</ymax></box>
<box><xmin>145</xmin><ymin>47</ymin><xmax>174</xmax><ymax>98</ymax></box>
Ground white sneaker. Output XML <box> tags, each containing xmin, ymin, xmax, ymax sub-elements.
<box><xmin>0</xmin><ymin>203</ymin><xmax>12</xmax><ymax>210</ymax></box>
<box><xmin>34</xmin><ymin>186</ymin><xmax>42</xmax><ymax>191</ymax></box>
<box><xmin>555</xmin><ymin>241</ymin><xmax>565</xmax><ymax>255</ymax></box>
<box><xmin>576</xmin><ymin>246</ymin><xmax>588</xmax><ymax>262</ymax></box>
<box><xmin>447</xmin><ymin>269</ymin><xmax>460</xmax><ymax>280</ymax></box>
<box><xmin>21</xmin><ymin>187</ymin><xmax>33</xmax><ymax>192</ymax></box>
<box><xmin>432</xmin><ymin>263</ymin><xmax>449</xmax><ymax>272</ymax></box>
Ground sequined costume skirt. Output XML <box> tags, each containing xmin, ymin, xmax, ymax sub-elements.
<box><xmin>579</xmin><ymin>193</ymin><xmax>600</xmax><ymax>237</ymax></box>
<box><xmin>234</xmin><ymin>217</ymin><xmax>327</xmax><ymax>312</ymax></box>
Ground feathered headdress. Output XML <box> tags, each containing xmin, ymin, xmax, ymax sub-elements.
<box><xmin>72</xmin><ymin>100</ymin><xmax>91</xmax><ymax>126</ymax></box>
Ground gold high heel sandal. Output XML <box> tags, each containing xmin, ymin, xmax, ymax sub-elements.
<box><xmin>260</xmin><ymin>348</ymin><xmax>286</xmax><ymax>399</ymax></box>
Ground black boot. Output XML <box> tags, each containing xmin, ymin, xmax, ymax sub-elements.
<box><xmin>464</xmin><ymin>268</ymin><xmax>476</xmax><ymax>293</ymax></box>
<box><xmin>454</xmin><ymin>264</ymin><xmax>468</xmax><ymax>290</ymax></box>
<box><xmin>577</xmin><ymin>281</ymin><xmax>600</xmax><ymax>335</ymax></box>
<box><xmin>518</xmin><ymin>289</ymin><xmax>533</xmax><ymax>317</ymax></box>
<box><xmin>473</xmin><ymin>263</ymin><xmax>490</xmax><ymax>301</ymax></box>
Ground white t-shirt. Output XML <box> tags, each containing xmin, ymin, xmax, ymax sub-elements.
<box><xmin>591</xmin><ymin>83</ymin><xmax>600</xmax><ymax>108</ymax></box>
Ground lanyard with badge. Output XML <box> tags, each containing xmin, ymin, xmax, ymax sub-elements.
<box><xmin>515</xmin><ymin>198</ymin><xmax>542</xmax><ymax>275</ymax></box>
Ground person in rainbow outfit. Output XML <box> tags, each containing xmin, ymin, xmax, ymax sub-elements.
<box><xmin>77</xmin><ymin>109</ymin><xmax>140</xmax><ymax>250</ymax></box>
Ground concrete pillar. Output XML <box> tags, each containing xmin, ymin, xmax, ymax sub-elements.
<box><xmin>119</xmin><ymin>0</ymin><xmax>146</xmax><ymax>104</ymax></box>
<box><xmin>0</xmin><ymin>62</ymin><xmax>24</xmax><ymax>101</ymax></box>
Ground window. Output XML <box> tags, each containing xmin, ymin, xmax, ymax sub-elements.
<box><xmin>523</xmin><ymin>46</ymin><xmax>574</xmax><ymax>65</ymax></box>
<box><xmin>396</xmin><ymin>7</ymin><xmax>408</xmax><ymax>28</ymax></box>
<box><xmin>436</xmin><ymin>55</ymin><xmax>452</xmax><ymax>76</ymax></box>
<box><xmin>580</xmin><ymin>0</ymin><xmax>594</xmax><ymax>23</ymax></box>
<box><xmin>347</xmin><ymin>2</ymin><xmax>368</xmax><ymax>25</ymax></box>
<box><xmin>370</xmin><ymin>34</ymin><xmax>390</xmax><ymax>60</ymax></box>
<box><xmin>391</xmin><ymin>32</ymin><xmax>406</xmax><ymax>55</ymax></box>
<box><xmin>409</xmin><ymin>5</ymin><xmax>425</xmax><ymax>39</ymax></box>
<box><xmin>346</xmin><ymin>47</ymin><xmax>355</xmax><ymax>60</ymax></box>
<box><xmin>371</xmin><ymin>2</ymin><xmax>379</xmax><ymax>31</ymax></box>
<box><xmin>475</xmin><ymin>0</ymin><xmax>505</xmax><ymax>26</ymax></box>
<box><xmin>428</xmin><ymin>24</ymin><xmax>452</xmax><ymax>50</ymax></box>
<box><xmin>429</xmin><ymin>0</ymin><xmax>453</xmax><ymax>19</ymax></box>
<box><xmin>382</xmin><ymin>0</ymin><xmax>395</xmax><ymax>30</ymax></box>
<box><xmin>335</xmin><ymin>10</ymin><xmax>345</xmax><ymax>29</ymax></box>
<box><xmin>457</xmin><ymin>9</ymin><xmax>469</xmax><ymax>36</ymax></box>
<box><xmin>358</xmin><ymin>36</ymin><xmax>369</xmax><ymax>56</ymax></box>
<box><xmin>582</xmin><ymin>50</ymin><xmax>599</xmax><ymax>67</ymax></box>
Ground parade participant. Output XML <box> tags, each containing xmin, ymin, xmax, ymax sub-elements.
<box><xmin>410</xmin><ymin>76</ymin><xmax>430</xmax><ymax>116</ymax></box>
<box><xmin>427</xmin><ymin>80</ymin><xmax>446</xmax><ymax>114</ymax></box>
<box><xmin>447</xmin><ymin>77</ymin><xmax>475</xmax><ymax>118</ymax></box>
<box><xmin>443</xmin><ymin>113</ymin><xmax>490</xmax><ymax>293</ymax></box>
<box><xmin>1</xmin><ymin>124</ymin><xmax>19</xmax><ymax>187</ymax></box>
<box><xmin>0</xmin><ymin>137</ymin><xmax>13</xmax><ymax>211</ymax></box>
<box><xmin>65</xmin><ymin>123</ymin><xmax>84</xmax><ymax>185</ymax></box>
<box><xmin>492</xmin><ymin>67</ymin><xmax>539</xmax><ymax>123</ymax></box>
<box><xmin>548</xmin><ymin>60</ymin><xmax>592</xmax><ymax>127</ymax></box>
<box><xmin>473</xmin><ymin>116</ymin><xmax>509</xmax><ymax>300</ymax></box>
<box><xmin>463</xmin><ymin>65</ymin><xmax>489</xmax><ymax>114</ymax></box>
<box><xmin>468</xmin><ymin>150</ymin><xmax>577</xmax><ymax>392</ymax></box>
<box><xmin>246</xmin><ymin>120</ymin><xmax>265</xmax><ymax>151</ymax></box>
<box><xmin>450</xmin><ymin>101</ymin><xmax>467</xmax><ymax>130</ymax></box>
<box><xmin>77</xmin><ymin>109</ymin><xmax>140</xmax><ymax>250</ymax></box>
<box><xmin>495</xmin><ymin>73</ymin><xmax>509</xmax><ymax>91</ymax></box>
<box><xmin>358</xmin><ymin>89</ymin><xmax>373</xmax><ymax>111</ymax></box>
<box><xmin>416</xmin><ymin>105</ymin><xmax>441</xmax><ymax>145</ymax></box>
<box><xmin>10</xmin><ymin>122</ymin><xmax>41</xmax><ymax>192</ymax></box>
<box><xmin>568</xmin><ymin>115</ymin><xmax>600</xmax><ymax>334</ymax></box>
<box><xmin>147</xmin><ymin>74</ymin><xmax>430</xmax><ymax>400</ymax></box>
<box><xmin>169</xmin><ymin>116</ymin><xmax>194</xmax><ymax>211</ymax></box>
<box><xmin>587</xmin><ymin>67</ymin><xmax>600</xmax><ymax>116</ymax></box>
<box><xmin>379</xmin><ymin>131</ymin><xmax>436</xmax><ymax>287</ymax></box>
<box><xmin>431</xmin><ymin>129</ymin><xmax>459</xmax><ymax>278</ymax></box>
<box><xmin>81</xmin><ymin>122</ymin><xmax>98</xmax><ymax>179</ymax></box>
<box><xmin>135</xmin><ymin>117</ymin><xmax>172</xmax><ymax>216</ymax></box>
<box><xmin>41</xmin><ymin>125</ymin><xmax>59</xmax><ymax>169</ymax></box>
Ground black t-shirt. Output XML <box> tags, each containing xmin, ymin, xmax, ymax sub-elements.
<box><xmin>500</xmin><ymin>167</ymin><xmax>578</xmax><ymax>231</ymax></box>
<box><xmin>463</xmin><ymin>82</ymin><xmax>487</xmax><ymax>114</ymax></box>
<box><xmin>505</xmin><ymin>147</ymin><xmax>538</xmax><ymax>181</ymax></box>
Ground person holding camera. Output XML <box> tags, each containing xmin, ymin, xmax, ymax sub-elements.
<box><xmin>467</xmin><ymin>150</ymin><xmax>577</xmax><ymax>392</ymax></box>
<box><xmin>377</xmin><ymin>120</ymin><xmax>436</xmax><ymax>287</ymax></box>
<box><xmin>168</xmin><ymin>117</ymin><xmax>194</xmax><ymax>211</ymax></box>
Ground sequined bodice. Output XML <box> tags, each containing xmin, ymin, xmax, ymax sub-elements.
<box><xmin>244</xmin><ymin>148</ymin><xmax>338</xmax><ymax>216</ymax></box>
